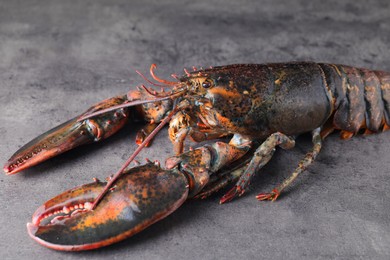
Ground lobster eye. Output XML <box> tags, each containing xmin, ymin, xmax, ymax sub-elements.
<box><xmin>202</xmin><ymin>79</ymin><xmax>214</xmax><ymax>89</ymax></box>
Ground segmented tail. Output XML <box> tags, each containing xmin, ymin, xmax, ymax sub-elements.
<box><xmin>319</xmin><ymin>63</ymin><xmax>390</xmax><ymax>138</ymax></box>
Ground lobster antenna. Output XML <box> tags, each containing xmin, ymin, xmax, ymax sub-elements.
<box><xmin>140</xmin><ymin>85</ymin><xmax>186</xmax><ymax>99</ymax></box>
<box><xmin>135</xmin><ymin>70</ymin><xmax>169</xmax><ymax>88</ymax></box>
<box><xmin>141</xmin><ymin>85</ymin><xmax>166</xmax><ymax>97</ymax></box>
<box><xmin>171</xmin><ymin>74</ymin><xmax>180</xmax><ymax>80</ymax></box>
<box><xmin>183</xmin><ymin>68</ymin><xmax>191</xmax><ymax>77</ymax></box>
<box><xmin>77</xmin><ymin>96</ymin><xmax>172</xmax><ymax>122</ymax></box>
<box><xmin>150</xmin><ymin>64</ymin><xmax>178</xmax><ymax>85</ymax></box>
<box><xmin>91</xmin><ymin>101</ymin><xmax>182</xmax><ymax>210</ymax></box>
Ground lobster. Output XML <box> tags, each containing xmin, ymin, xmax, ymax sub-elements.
<box><xmin>4</xmin><ymin>62</ymin><xmax>390</xmax><ymax>250</ymax></box>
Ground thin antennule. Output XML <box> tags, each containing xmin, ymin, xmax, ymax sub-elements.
<box><xmin>91</xmin><ymin>102</ymin><xmax>184</xmax><ymax>210</ymax></box>
<box><xmin>135</xmin><ymin>70</ymin><xmax>167</xmax><ymax>88</ymax></box>
<box><xmin>150</xmin><ymin>64</ymin><xmax>178</xmax><ymax>85</ymax></box>
<box><xmin>141</xmin><ymin>85</ymin><xmax>163</xmax><ymax>97</ymax></box>
<box><xmin>183</xmin><ymin>68</ymin><xmax>191</xmax><ymax>77</ymax></box>
<box><xmin>141</xmin><ymin>85</ymin><xmax>185</xmax><ymax>99</ymax></box>
<box><xmin>171</xmin><ymin>74</ymin><xmax>180</xmax><ymax>80</ymax></box>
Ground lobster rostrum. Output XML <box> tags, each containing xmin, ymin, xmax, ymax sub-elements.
<box><xmin>4</xmin><ymin>62</ymin><xmax>390</xmax><ymax>250</ymax></box>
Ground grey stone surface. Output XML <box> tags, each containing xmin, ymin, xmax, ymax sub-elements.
<box><xmin>1</xmin><ymin>0</ymin><xmax>389</xmax><ymax>259</ymax></box>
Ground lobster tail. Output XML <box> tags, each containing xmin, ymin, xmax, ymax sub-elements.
<box><xmin>319</xmin><ymin>64</ymin><xmax>390</xmax><ymax>137</ymax></box>
<box><xmin>375</xmin><ymin>71</ymin><xmax>390</xmax><ymax>128</ymax></box>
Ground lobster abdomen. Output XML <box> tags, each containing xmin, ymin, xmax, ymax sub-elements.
<box><xmin>320</xmin><ymin>64</ymin><xmax>390</xmax><ymax>135</ymax></box>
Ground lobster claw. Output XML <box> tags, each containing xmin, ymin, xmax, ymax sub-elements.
<box><xmin>4</xmin><ymin>95</ymin><xmax>131</xmax><ymax>175</ymax></box>
<box><xmin>27</xmin><ymin>163</ymin><xmax>189</xmax><ymax>251</ymax></box>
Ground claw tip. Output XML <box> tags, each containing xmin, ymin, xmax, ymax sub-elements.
<box><xmin>3</xmin><ymin>167</ymin><xmax>10</xmax><ymax>174</ymax></box>
<box><xmin>27</xmin><ymin>222</ymin><xmax>38</xmax><ymax>237</ymax></box>
<box><xmin>3</xmin><ymin>163</ymin><xmax>15</xmax><ymax>175</ymax></box>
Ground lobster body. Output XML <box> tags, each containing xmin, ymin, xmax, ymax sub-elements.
<box><xmin>178</xmin><ymin>63</ymin><xmax>390</xmax><ymax>144</ymax></box>
<box><xmin>6</xmin><ymin>62</ymin><xmax>389</xmax><ymax>175</ymax></box>
<box><xmin>4</xmin><ymin>62</ymin><xmax>390</xmax><ymax>250</ymax></box>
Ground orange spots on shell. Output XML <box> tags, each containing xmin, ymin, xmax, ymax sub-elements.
<box><xmin>381</xmin><ymin>82</ymin><xmax>390</xmax><ymax>90</ymax></box>
<box><xmin>207</xmin><ymin>87</ymin><xmax>242</xmax><ymax>100</ymax></box>
<box><xmin>72</xmin><ymin>196</ymin><xmax>129</xmax><ymax>232</ymax></box>
<box><xmin>363</xmin><ymin>129</ymin><xmax>374</xmax><ymax>135</ymax></box>
<box><xmin>320</xmin><ymin>126</ymin><xmax>335</xmax><ymax>139</ymax></box>
<box><xmin>274</xmin><ymin>71</ymin><xmax>287</xmax><ymax>85</ymax></box>
<box><xmin>214</xmin><ymin>113</ymin><xmax>236</xmax><ymax>130</ymax></box>
<box><xmin>340</xmin><ymin>130</ymin><xmax>354</xmax><ymax>140</ymax></box>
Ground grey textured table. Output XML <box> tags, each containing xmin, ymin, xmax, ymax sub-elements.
<box><xmin>1</xmin><ymin>1</ymin><xmax>389</xmax><ymax>259</ymax></box>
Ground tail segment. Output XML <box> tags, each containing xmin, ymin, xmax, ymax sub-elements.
<box><xmin>319</xmin><ymin>64</ymin><xmax>390</xmax><ymax>138</ymax></box>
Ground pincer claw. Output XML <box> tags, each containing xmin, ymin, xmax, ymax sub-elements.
<box><xmin>4</xmin><ymin>95</ymin><xmax>131</xmax><ymax>175</ymax></box>
<box><xmin>4</xmin><ymin>117</ymin><xmax>94</xmax><ymax>175</ymax></box>
<box><xmin>27</xmin><ymin>163</ymin><xmax>189</xmax><ymax>251</ymax></box>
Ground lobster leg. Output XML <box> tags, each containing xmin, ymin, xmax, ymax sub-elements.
<box><xmin>168</xmin><ymin>110</ymin><xmax>230</xmax><ymax>155</ymax></box>
<box><xmin>194</xmin><ymin>141</ymin><xmax>254</xmax><ymax>200</ymax></box>
<box><xmin>135</xmin><ymin>122</ymin><xmax>159</xmax><ymax>146</ymax></box>
<box><xmin>220</xmin><ymin>132</ymin><xmax>296</xmax><ymax>204</ymax></box>
<box><xmin>194</xmin><ymin>165</ymin><xmax>247</xmax><ymax>200</ymax></box>
<box><xmin>257</xmin><ymin>127</ymin><xmax>322</xmax><ymax>201</ymax></box>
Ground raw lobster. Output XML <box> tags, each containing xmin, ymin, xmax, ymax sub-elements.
<box><xmin>4</xmin><ymin>62</ymin><xmax>390</xmax><ymax>250</ymax></box>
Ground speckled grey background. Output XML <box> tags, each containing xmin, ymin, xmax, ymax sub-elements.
<box><xmin>1</xmin><ymin>0</ymin><xmax>389</xmax><ymax>259</ymax></box>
